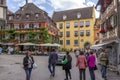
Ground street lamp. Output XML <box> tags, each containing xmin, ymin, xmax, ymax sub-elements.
<box><xmin>63</xmin><ymin>15</ymin><xmax>67</xmax><ymax>49</ymax></box>
<box><xmin>77</xmin><ymin>12</ymin><xmax>81</xmax><ymax>49</ymax></box>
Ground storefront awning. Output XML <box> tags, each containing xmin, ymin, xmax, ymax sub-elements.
<box><xmin>90</xmin><ymin>40</ymin><xmax>119</xmax><ymax>49</ymax></box>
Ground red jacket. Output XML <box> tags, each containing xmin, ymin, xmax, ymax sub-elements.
<box><xmin>76</xmin><ymin>55</ymin><xmax>87</xmax><ymax>69</ymax></box>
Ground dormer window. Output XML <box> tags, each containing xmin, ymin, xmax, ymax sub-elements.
<box><xmin>63</xmin><ymin>15</ymin><xmax>67</xmax><ymax>20</ymax></box>
<box><xmin>26</xmin><ymin>14</ymin><xmax>30</xmax><ymax>19</ymax></box>
<box><xmin>9</xmin><ymin>16</ymin><xmax>13</xmax><ymax>20</ymax></box>
<box><xmin>35</xmin><ymin>13</ymin><xmax>39</xmax><ymax>18</ymax></box>
<box><xmin>77</xmin><ymin>12</ymin><xmax>81</xmax><ymax>19</ymax></box>
<box><xmin>16</xmin><ymin>14</ymin><xmax>20</xmax><ymax>19</ymax></box>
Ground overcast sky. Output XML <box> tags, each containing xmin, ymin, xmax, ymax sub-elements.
<box><xmin>7</xmin><ymin>0</ymin><xmax>99</xmax><ymax>18</ymax></box>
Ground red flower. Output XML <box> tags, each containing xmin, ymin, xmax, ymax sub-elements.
<box><xmin>99</xmin><ymin>28</ymin><xmax>105</xmax><ymax>33</ymax></box>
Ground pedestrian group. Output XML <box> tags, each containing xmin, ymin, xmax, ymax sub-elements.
<box><xmin>23</xmin><ymin>49</ymin><xmax>109</xmax><ymax>80</ymax></box>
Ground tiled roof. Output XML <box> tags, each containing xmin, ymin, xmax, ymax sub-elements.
<box><xmin>7</xmin><ymin>9</ymin><xmax>14</xmax><ymax>15</ymax></box>
<box><xmin>7</xmin><ymin>3</ymin><xmax>48</xmax><ymax>22</ymax></box>
<box><xmin>52</xmin><ymin>6</ymin><xmax>93</xmax><ymax>22</ymax></box>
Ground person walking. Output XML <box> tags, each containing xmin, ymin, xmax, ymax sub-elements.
<box><xmin>99</xmin><ymin>49</ymin><xmax>109</xmax><ymax>80</ymax></box>
<box><xmin>48</xmin><ymin>49</ymin><xmax>58</xmax><ymax>77</ymax></box>
<box><xmin>76</xmin><ymin>51</ymin><xmax>87</xmax><ymax>80</ymax></box>
<box><xmin>62</xmin><ymin>51</ymin><xmax>72</xmax><ymax>80</ymax></box>
<box><xmin>23</xmin><ymin>50</ymin><xmax>34</xmax><ymax>80</ymax></box>
<box><xmin>87</xmin><ymin>50</ymin><xmax>96</xmax><ymax>80</ymax></box>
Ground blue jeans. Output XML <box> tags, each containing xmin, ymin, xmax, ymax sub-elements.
<box><xmin>101</xmin><ymin>65</ymin><xmax>107</xmax><ymax>79</ymax></box>
<box><xmin>89</xmin><ymin>67</ymin><xmax>95</xmax><ymax>80</ymax></box>
<box><xmin>25</xmin><ymin>68</ymin><xmax>32</xmax><ymax>80</ymax></box>
<box><xmin>48</xmin><ymin>63</ymin><xmax>56</xmax><ymax>76</ymax></box>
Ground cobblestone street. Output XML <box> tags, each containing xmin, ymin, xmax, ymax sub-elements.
<box><xmin>0</xmin><ymin>54</ymin><xmax>119</xmax><ymax>80</ymax></box>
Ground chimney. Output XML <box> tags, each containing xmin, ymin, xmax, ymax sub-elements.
<box><xmin>26</xmin><ymin>0</ymin><xmax>28</xmax><ymax>4</ymax></box>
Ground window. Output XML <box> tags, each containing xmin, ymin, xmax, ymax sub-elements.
<box><xmin>0</xmin><ymin>0</ymin><xmax>3</xmax><ymax>4</ymax></box>
<box><xmin>110</xmin><ymin>16</ymin><xmax>114</xmax><ymax>27</ymax></box>
<box><xmin>24</xmin><ymin>24</ymin><xmax>29</xmax><ymax>29</ymax></box>
<box><xmin>85</xmin><ymin>21</ymin><xmax>90</xmax><ymax>26</ymax></box>
<box><xmin>66</xmin><ymin>31</ymin><xmax>70</xmax><ymax>37</ymax></box>
<box><xmin>63</xmin><ymin>15</ymin><xmax>67</xmax><ymax>20</ymax></box>
<box><xmin>59</xmin><ymin>23</ymin><xmax>63</xmax><ymax>29</ymax></box>
<box><xmin>14</xmin><ymin>24</ymin><xmax>19</xmax><ymax>29</ymax></box>
<box><xmin>80</xmin><ymin>21</ymin><xmax>84</xmax><ymax>27</ymax></box>
<box><xmin>9</xmin><ymin>16</ymin><xmax>13</xmax><ymax>20</ymax></box>
<box><xmin>74</xmin><ymin>31</ymin><xmax>78</xmax><ymax>36</ymax></box>
<box><xmin>66</xmin><ymin>23</ymin><xmax>70</xmax><ymax>28</ymax></box>
<box><xmin>80</xmin><ymin>30</ymin><xmax>84</xmax><ymax>36</ymax></box>
<box><xmin>29</xmin><ymin>24</ymin><xmax>34</xmax><ymax>29</ymax></box>
<box><xmin>34</xmin><ymin>24</ymin><xmax>39</xmax><ymax>29</ymax></box>
<box><xmin>15</xmin><ymin>35</ymin><xmax>20</xmax><ymax>40</ymax></box>
<box><xmin>26</xmin><ymin>14</ymin><xmax>30</xmax><ymax>19</ymax></box>
<box><xmin>74</xmin><ymin>22</ymin><xmax>78</xmax><ymax>27</ymax></box>
<box><xmin>86</xmin><ymin>30</ymin><xmax>90</xmax><ymax>36</ymax></box>
<box><xmin>66</xmin><ymin>40</ymin><xmax>70</xmax><ymax>45</ymax></box>
<box><xmin>96</xmin><ymin>33</ymin><xmax>99</xmax><ymax>37</ymax></box>
<box><xmin>74</xmin><ymin>40</ymin><xmax>78</xmax><ymax>45</ymax></box>
<box><xmin>114</xmin><ymin>15</ymin><xmax>117</xmax><ymax>27</ymax></box>
<box><xmin>59</xmin><ymin>32</ymin><xmax>63</xmax><ymax>37</ymax></box>
<box><xmin>60</xmin><ymin>40</ymin><xmax>63</xmax><ymax>45</ymax></box>
<box><xmin>77</xmin><ymin>12</ymin><xmax>81</xmax><ymax>18</ymax></box>
<box><xmin>16</xmin><ymin>14</ymin><xmax>20</xmax><ymax>19</ymax></box>
<box><xmin>35</xmin><ymin>13</ymin><xmax>39</xmax><ymax>17</ymax></box>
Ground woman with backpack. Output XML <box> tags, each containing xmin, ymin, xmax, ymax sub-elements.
<box><xmin>62</xmin><ymin>51</ymin><xmax>72</xmax><ymax>80</ymax></box>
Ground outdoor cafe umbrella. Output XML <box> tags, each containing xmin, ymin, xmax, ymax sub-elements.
<box><xmin>16</xmin><ymin>42</ymin><xmax>36</xmax><ymax>46</ymax></box>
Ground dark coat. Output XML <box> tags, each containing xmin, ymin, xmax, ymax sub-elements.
<box><xmin>62</xmin><ymin>55</ymin><xmax>72</xmax><ymax>70</ymax></box>
<box><xmin>48</xmin><ymin>52</ymin><xmax>58</xmax><ymax>64</ymax></box>
<box><xmin>23</xmin><ymin>56</ymin><xmax>34</xmax><ymax>69</ymax></box>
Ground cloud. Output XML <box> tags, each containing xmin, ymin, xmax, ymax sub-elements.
<box><xmin>48</xmin><ymin>0</ymin><xmax>99</xmax><ymax>18</ymax></box>
<box><xmin>48</xmin><ymin>0</ymin><xmax>86</xmax><ymax>10</ymax></box>
<box><xmin>9</xmin><ymin>0</ymin><xmax>100</xmax><ymax>18</ymax></box>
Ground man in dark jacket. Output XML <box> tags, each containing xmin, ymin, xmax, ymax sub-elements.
<box><xmin>48</xmin><ymin>49</ymin><xmax>58</xmax><ymax>77</ymax></box>
<box><xmin>62</xmin><ymin>51</ymin><xmax>72</xmax><ymax>80</ymax></box>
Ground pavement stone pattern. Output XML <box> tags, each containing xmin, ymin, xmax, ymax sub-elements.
<box><xmin>0</xmin><ymin>54</ymin><xmax>120</xmax><ymax>80</ymax></box>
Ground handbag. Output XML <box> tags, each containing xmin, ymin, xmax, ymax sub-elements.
<box><xmin>94</xmin><ymin>65</ymin><xmax>98</xmax><ymax>70</ymax></box>
<box><xmin>33</xmin><ymin>63</ymin><xmax>37</xmax><ymax>69</ymax></box>
<box><xmin>62</xmin><ymin>57</ymin><xmax>68</xmax><ymax>64</ymax></box>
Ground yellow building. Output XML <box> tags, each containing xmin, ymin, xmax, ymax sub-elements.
<box><xmin>52</xmin><ymin>6</ymin><xmax>95</xmax><ymax>50</ymax></box>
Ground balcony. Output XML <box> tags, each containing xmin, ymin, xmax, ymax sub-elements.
<box><xmin>101</xmin><ymin>0</ymin><xmax>117</xmax><ymax>23</ymax></box>
<box><xmin>101</xmin><ymin>27</ymin><xmax>118</xmax><ymax>41</ymax></box>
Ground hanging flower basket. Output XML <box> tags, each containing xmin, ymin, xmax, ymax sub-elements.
<box><xmin>99</xmin><ymin>28</ymin><xmax>105</xmax><ymax>33</ymax></box>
